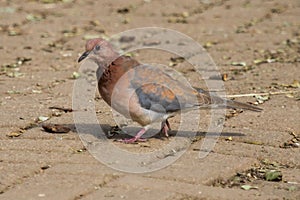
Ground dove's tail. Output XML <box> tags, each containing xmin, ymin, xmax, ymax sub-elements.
<box><xmin>195</xmin><ymin>88</ymin><xmax>262</xmax><ymax>112</ymax></box>
<box><xmin>224</xmin><ymin>99</ymin><xmax>262</xmax><ymax>112</ymax></box>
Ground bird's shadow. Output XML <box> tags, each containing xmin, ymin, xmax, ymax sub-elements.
<box><xmin>46</xmin><ymin>123</ymin><xmax>245</xmax><ymax>140</ymax></box>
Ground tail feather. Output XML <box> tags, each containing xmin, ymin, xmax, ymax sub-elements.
<box><xmin>195</xmin><ymin>88</ymin><xmax>262</xmax><ymax>112</ymax></box>
<box><xmin>225</xmin><ymin>99</ymin><xmax>262</xmax><ymax>112</ymax></box>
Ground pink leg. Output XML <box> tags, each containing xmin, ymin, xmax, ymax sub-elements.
<box><xmin>118</xmin><ymin>128</ymin><xmax>147</xmax><ymax>143</ymax></box>
<box><xmin>160</xmin><ymin>120</ymin><xmax>171</xmax><ymax>137</ymax></box>
<box><xmin>166</xmin><ymin>119</ymin><xmax>171</xmax><ymax>130</ymax></box>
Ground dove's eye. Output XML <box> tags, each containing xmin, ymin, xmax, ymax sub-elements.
<box><xmin>95</xmin><ymin>45</ymin><xmax>101</xmax><ymax>51</ymax></box>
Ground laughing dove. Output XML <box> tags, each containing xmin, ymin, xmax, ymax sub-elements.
<box><xmin>78</xmin><ymin>38</ymin><xmax>262</xmax><ymax>143</ymax></box>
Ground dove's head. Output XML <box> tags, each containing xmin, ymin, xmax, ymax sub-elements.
<box><xmin>78</xmin><ymin>38</ymin><xmax>119</xmax><ymax>67</ymax></box>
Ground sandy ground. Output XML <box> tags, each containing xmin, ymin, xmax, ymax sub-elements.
<box><xmin>0</xmin><ymin>0</ymin><xmax>299</xmax><ymax>199</ymax></box>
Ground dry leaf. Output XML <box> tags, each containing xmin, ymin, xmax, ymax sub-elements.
<box><xmin>42</xmin><ymin>123</ymin><xmax>71</xmax><ymax>133</ymax></box>
<box><xmin>6</xmin><ymin>131</ymin><xmax>23</xmax><ymax>138</ymax></box>
<box><xmin>290</xmin><ymin>80</ymin><xmax>300</xmax><ymax>88</ymax></box>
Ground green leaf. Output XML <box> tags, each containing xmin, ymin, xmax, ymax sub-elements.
<box><xmin>265</xmin><ymin>170</ymin><xmax>282</xmax><ymax>181</ymax></box>
<box><xmin>241</xmin><ymin>185</ymin><xmax>258</xmax><ymax>190</ymax></box>
<box><xmin>288</xmin><ymin>186</ymin><xmax>296</xmax><ymax>192</ymax></box>
<box><xmin>255</xmin><ymin>95</ymin><xmax>270</xmax><ymax>104</ymax></box>
<box><xmin>231</xmin><ymin>61</ymin><xmax>246</xmax><ymax>66</ymax></box>
<box><xmin>38</xmin><ymin>116</ymin><xmax>49</xmax><ymax>122</ymax></box>
<box><xmin>71</xmin><ymin>72</ymin><xmax>80</xmax><ymax>79</ymax></box>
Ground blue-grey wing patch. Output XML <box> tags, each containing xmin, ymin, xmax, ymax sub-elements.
<box><xmin>134</xmin><ymin>83</ymin><xmax>181</xmax><ymax>113</ymax></box>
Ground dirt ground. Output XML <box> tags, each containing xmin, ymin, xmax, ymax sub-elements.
<box><xmin>0</xmin><ymin>0</ymin><xmax>299</xmax><ymax>199</ymax></box>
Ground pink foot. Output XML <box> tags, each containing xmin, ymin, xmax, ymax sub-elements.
<box><xmin>116</xmin><ymin>127</ymin><xmax>147</xmax><ymax>143</ymax></box>
<box><xmin>160</xmin><ymin>120</ymin><xmax>171</xmax><ymax>137</ymax></box>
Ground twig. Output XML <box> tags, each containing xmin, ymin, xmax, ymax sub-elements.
<box><xmin>224</xmin><ymin>90</ymin><xmax>299</xmax><ymax>98</ymax></box>
<box><xmin>49</xmin><ymin>106</ymin><xmax>73</xmax><ymax>113</ymax></box>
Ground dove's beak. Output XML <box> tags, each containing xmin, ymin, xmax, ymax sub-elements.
<box><xmin>78</xmin><ymin>51</ymin><xmax>90</xmax><ymax>63</ymax></box>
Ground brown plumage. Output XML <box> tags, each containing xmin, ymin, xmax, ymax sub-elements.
<box><xmin>78</xmin><ymin>38</ymin><xmax>262</xmax><ymax>143</ymax></box>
